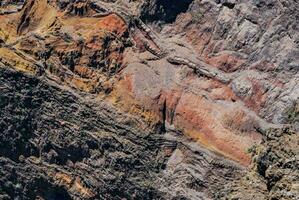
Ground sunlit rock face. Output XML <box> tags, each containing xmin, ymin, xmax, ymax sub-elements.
<box><xmin>0</xmin><ymin>0</ymin><xmax>298</xmax><ymax>199</ymax></box>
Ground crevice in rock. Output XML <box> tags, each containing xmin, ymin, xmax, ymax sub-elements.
<box><xmin>16</xmin><ymin>0</ymin><xmax>34</xmax><ymax>34</ymax></box>
<box><xmin>161</xmin><ymin>99</ymin><xmax>167</xmax><ymax>133</ymax></box>
<box><xmin>222</xmin><ymin>2</ymin><xmax>235</xmax><ymax>9</ymax></box>
<box><xmin>140</xmin><ymin>0</ymin><xmax>193</xmax><ymax>24</ymax></box>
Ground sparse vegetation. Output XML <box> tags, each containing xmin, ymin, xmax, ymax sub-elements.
<box><xmin>286</xmin><ymin>102</ymin><xmax>299</xmax><ymax>124</ymax></box>
<box><xmin>247</xmin><ymin>144</ymin><xmax>258</xmax><ymax>154</ymax></box>
<box><xmin>191</xmin><ymin>11</ymin><xmax>203</xmax><ymax>23</ymax></box>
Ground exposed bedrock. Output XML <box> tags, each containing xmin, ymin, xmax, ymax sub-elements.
<box><xmin>0</xmin><ymin>68</ymin><xmax>246</xmax><ymax>199</ymax></box>
<box><xmin>0</xmin><ymin>0</ymin><xmax>298</xmax><ymax>199</ymax></box>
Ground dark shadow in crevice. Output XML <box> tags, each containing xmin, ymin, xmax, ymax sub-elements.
<box><xmin>140</xmin><ymin>0</ymin><xmax>193</xmax><ymax>24</ymax></box>
<box><xmin>161</xmin><ymin>100</ymin><xmax>167</xmax><ymax>133</ymax></box>
<box><xmin>222</xmin><ymin>2</ymin><xmax>235</xmax><ymax>9</ymax></box>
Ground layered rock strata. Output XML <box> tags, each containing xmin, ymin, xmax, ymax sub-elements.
<box><xmin>0</xmin><ymin>0</ymin><xmax>298</xmax><ymax>199</ymax></box>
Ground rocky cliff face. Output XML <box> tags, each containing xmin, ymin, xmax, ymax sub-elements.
<box><xmin>0</xmin><ymin>0</ymin><xmax>298</xmax><ymax>199</ymax></box>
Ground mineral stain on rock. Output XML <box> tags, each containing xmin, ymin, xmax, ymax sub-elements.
<box><xmin>0</xmin><ymin>0</ymin><xmax>298</xmax><ymax>199</ymax></box>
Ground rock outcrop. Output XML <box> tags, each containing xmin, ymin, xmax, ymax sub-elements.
<box><xmin>0</xmin><ymin>0</ymin><xmax>298</xmax><ymax>199</ymax></box>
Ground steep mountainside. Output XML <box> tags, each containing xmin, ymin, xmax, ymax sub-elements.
<box><xmin>0</xmin><ymin>0</ymin><xmax>298</xmax><ymax>199</ymax></box>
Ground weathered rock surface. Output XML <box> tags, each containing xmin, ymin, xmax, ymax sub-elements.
<box><xmin>0</xmin><ymin>0</ymin><xmax>298</xmax><ymax>199</ymax></box>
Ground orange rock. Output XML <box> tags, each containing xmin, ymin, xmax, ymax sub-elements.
<box><xmin>54</xmin><ymin>172</ymin><xmax>94</xmax><ymax>198</ymax></box>
<box><xmin>173</xmin><ymin>92</ymin><xmax>261</xmax><ymax>165</ymax></box>
<box><xmin>110</xmin><ymin>73</ymin><xmax>261</xmax><ymax>166</ymax></box>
